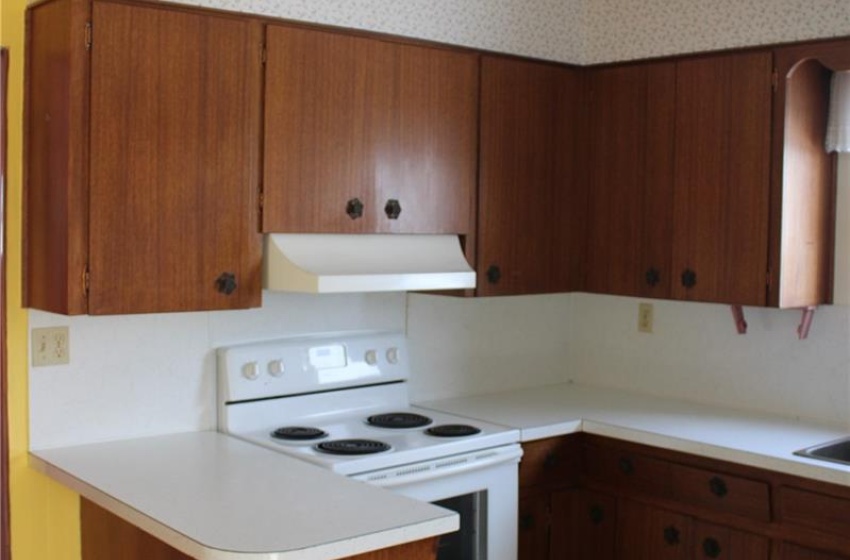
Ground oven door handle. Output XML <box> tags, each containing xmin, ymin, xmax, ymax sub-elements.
<box><xmin>353</xmin><ymin>445</ymin><xmax>523</xmax><ymax>488</ymax></box>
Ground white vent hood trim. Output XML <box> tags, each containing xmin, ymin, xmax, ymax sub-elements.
<box><xmin>264</xmin><ymin>234</ymin><xmax>476</xmax><ymax>293</ymax></box>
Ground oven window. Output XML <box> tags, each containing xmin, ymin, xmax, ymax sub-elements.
<box><xmin>433</xmin><ymin>491</ymin><xmax>486</xmax><ymax>560</ymax></box>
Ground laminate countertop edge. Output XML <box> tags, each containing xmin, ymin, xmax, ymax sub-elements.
<box><xmin>29</xmin><ymin>432</ymin><xmax>459</xmax><ymax>560</ymax></box>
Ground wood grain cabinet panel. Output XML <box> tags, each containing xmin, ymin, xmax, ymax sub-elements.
<box><xmin>262</xmin><ymin>25</ymin><xmax>477</xmax><ymax>236</ymax></box>
<box><xmin>550</xmin><ymin>489</ymin><xmax>617</xmax><ymax>560</ymax></box>
<box><xmin>586</xmin><ymin>61</ymin><xmax>676</xmax><ymax>298</ymax></box>
<box><xmin>775</xmin><ymin>542</ymin><xmax>850</xmax><ymax>560</ymax></box>
<box><xmin>671</xmin><ymin>51</ymin><xmax>773</xmax><ymax>305</ymax></box>
<box><xmin>518</xmin><ymin>492</ymin><xmax>551</xmax><ymax>560</ymax></box>
<box><xmin>617</xmin><ymin>500</ymin><xmax>692</xmax><ymax>560</ymax></box>
<box><xmin>26</xmin><ymin>0</ymin><xmax>263</xmax><ymax>314</ymax></box>
<box><xmin>691</xmin><ymin>520</ymin><xmax>769</xmax><ymax>560</ymax></box>
<box><xmin>669</xmin><ymin>463</ymin><xmax>771</xmax><ymax>522</ymax></box>
<box><xmin>477</xmin><ymin>56</ymin><xmax>586</xmax><ymax>297</ymax></box>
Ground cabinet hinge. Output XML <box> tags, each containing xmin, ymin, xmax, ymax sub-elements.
<box><xmin>83</xmin><ymin>265</ymin><xmax>91</xmax><ymax>298</ymax></box>
<box><xmin>85</xmin><ymin>22</ymin><xmax>92</xmax><ymax>50</ymax></box>
<box><xmin>258</xmin><ymin>190</ymin><xmax>264</xmax><ymax>225</ymax></box>
<box><xmin>261</xmin><ymin>46</ymin><xmax>267</xmax><ymax>65</ymax></box>
<box><xmin>771</xmin><ymin>70</ymin><xmax>778</xmax><ymax>92</ymax></box>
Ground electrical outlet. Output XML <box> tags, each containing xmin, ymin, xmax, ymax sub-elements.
<box><xmin>637</xmin><ymin>303</ymin><xmax>654</xmax><ymax>334</ymax></box>
<box><xmin>32</xmin><ymin>327</ymin><xmax>70</xmax><ymax>366</ymax></box>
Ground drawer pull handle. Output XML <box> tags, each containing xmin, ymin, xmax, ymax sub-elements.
<box><xmin>663</xmin><ymin>525</ymin><xmax>680</xmax><ymax>545</ymax></box>
<box><xmin>709</xmin><ymin>476</ymin><xmax>728</xmax><ymax>498</ymax></box>
<box><xmin>619</xmin><ymin>457</ymin><xmax>635</xmax><ymax>475</ymax></box>
<box><xmin>486</xmin><ymin>265</ymin><xmax>501</xmax><ymax>285</ymax></box>
<box><xmin>543</xmin><ymin>452</ymin><xmax>559</xmax><ymax>469</ymax></box>
<box><xmin>589</xmin><ymin>505</ymin><xmax>605</xmax><ymax>525</ymax></box>
<box><xmin>520</xmin><ymin>513</ymin><xmax>534</xmax><ymax>531</ymax></box>
<box><xmin>702</xmin><ymin>537</ymin><xmax>722</xmax><ymax>558</ymax></box>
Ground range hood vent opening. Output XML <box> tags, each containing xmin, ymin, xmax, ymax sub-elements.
<box><xmin>263</xmin><ymin>234</ymin><xmax>477</xmax><ymax>294</ymax></box>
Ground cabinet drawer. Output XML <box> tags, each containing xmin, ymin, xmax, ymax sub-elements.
<box><xmin>520</xmin><ymin>437</ymin><xmax>580</xmax><ymax>489</ymax></box>
<box><xmin>584</xmin><ymin>443</ymin><xmax>671</xmax><ymax>497</ymax></box>
<box><xmin>778</xmin><ymin>486</ymin><xmax>850</xmax><ymax>536</ymax></box>
<box><xmin>670</xmin><ymin>464</ymin><xmax>770</xmax><ymax>521</ymax></box>
<box><xmin>776</xmin><ymin>542</ymin><xmax>850</xmax><ymax>560</ymax></box>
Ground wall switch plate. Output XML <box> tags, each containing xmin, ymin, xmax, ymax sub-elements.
<box><xmin>32</xmin><ymin>327</ymin><xmax>70</xmax><ymax>366</ymax></box>
<box><xmin>638</xmin><ymin>303</ymin><xmax>654</xmax><ymax>334</ymax></box>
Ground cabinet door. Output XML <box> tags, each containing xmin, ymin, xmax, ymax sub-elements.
<box><xmin>263</xmin><ymin>26</ymin><xmax>477</xmax><ymax>235</ymax></box>
<box><xmin>377</xmin><ymin>42</ymin><xmax>477</xmax><ymax>235</ymax></box>
<box><xmin>617</xmin><ymin>500</ymin><xmax>691</xmax><ymax>560</ymax></box>
<box><xmin>550</xmin><ymin>489</ymin><xmax>616</xmax><ymax>560</ymax></box>
<box><xmin>478</xmin><ymin>56</ymin><xmax>586</xmax><ymax>296</ymax></box>
<box><xmin>586</xmin><ymin>61</ymin><xmax>676</xmax><ymax>298</ymax></box>
<box><xmin>263</xmin><ymin>26</ymin><xmax>387</xmax><ymax>233</ymax></box>
<box><xmin>88</xmin><ymin>1</ymin><xmax>262</xmax><ymax>313</ymax></box>
<box><xmin>692</xmin><ymin>521</ymin><xmax>769</xmax><ymax>560</ymax></box>
<box><xmin>518</xmin><ymin>493</ymin><xmax>550</xmax><ymax>560</ymax></box>
<box><xmin>671</xmin><ymin>52</ymin><xmax>772</xmax><ymax>305</ymax></box>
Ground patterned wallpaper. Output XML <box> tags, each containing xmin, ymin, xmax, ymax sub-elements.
<box><xmin>181</xmin><ymin>0</ymin><xmax>585</xmax><ymax>63</ymax></box>
<box><xmin>175</xmin><ymin>0</ymin><xmax>850</xmax><ymax>64</ymax></box>
<box><xmin>583</xmin><ymin>0</ymin><xmax>850</xmax><ymax>64</ymax></box>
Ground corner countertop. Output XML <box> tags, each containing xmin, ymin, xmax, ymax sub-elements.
<box><xmin>29</xmin><ymin>431</ymin><xmax>457</xmax><ymax>560</ymax></box>
<box><xmin>418</xmin><ymin>382</ymin><xmax>850</xmax><ymax>487</ymax></box>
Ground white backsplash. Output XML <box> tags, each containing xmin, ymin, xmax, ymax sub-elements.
<box><xmin>405</xmin><ymin>294</ymin><xmax>573</xmax><ymax>402</ymax></box>
<box><xmin>568</xmin><ymin>295</ymin><xmax>850</xmax><ymax>428</ymax></box>
<box><xmin>28</xmin><ymin>292</ymin><xmax>405</xmax><ymax>449</ymax></box>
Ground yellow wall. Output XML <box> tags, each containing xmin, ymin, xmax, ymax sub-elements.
<box><xmin>1</xmin><ymin>1</ymin><xmax>81</xmax><ymax>559</ymax></box>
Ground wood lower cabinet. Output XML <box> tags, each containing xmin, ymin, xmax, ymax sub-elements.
<box><xmin>775</xmin><ymin>543</ymin><xmax>850</xmax><ymax>560</ymax></box>
<box><xmin>477</xmin><ymin>56</ymin><xmax>586</xmax><ymax>296</ymax></box>
<box><xmin>550</xmin><ymin>489</ymin><xmax>617</xmax><ymax>560</ymax></box>
<box><xmin>520</xmin><ymin>434</ymin><xmax>850</xmax><ymax>559</ymax></box>
<box><xmin>262</xmin><ymin>25</ymin><xmax>478</xmax><ymax>236</ymax></box>
<box><xmin>26</xmin><ymin>0</ymin><xmax>263</xmax><ymax>314</ymax></box>
<box><xmin>81</xmin><ymin>499</ymin><xmax>439</xmax><ymax>560</ymax></box>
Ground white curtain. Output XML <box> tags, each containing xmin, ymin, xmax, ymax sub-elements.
<box><xmin>826</xmin><ymin>70</ymin><xmax>850</xmax><ymax>153</ymax></box>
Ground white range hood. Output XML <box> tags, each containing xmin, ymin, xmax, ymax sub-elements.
<box><xmin>263</xmin><ymin>234</ymin><xmax>476</xmax><ymax>293</ymax></box>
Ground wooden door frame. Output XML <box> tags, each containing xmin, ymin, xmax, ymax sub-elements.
<box><xmin>1</xmin><ymin>46</ymin><xmax>9</xmax><ymax>560</ymax></box>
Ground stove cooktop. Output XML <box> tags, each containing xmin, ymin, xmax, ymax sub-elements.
<box><xmin>218</xmin><ymin>332</ymin><xmax>520</xmax><ymax>475</ymax></box>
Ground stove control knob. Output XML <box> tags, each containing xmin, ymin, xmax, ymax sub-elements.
<box><xmin>268</xmin><ymin>360</ymin><xmax>285</xmax><ymax>377</ymax></box>
<box><xmin>242</xmin><ymin>361</ymin><xmax>260</xmax><ymax>381</ymax></box>
<box><xmin>386</xmin><ymin>347</ymin><xmax>399</xmax><ymax>364</ymax></box>
<box><xmin>364</xmin><ymin>349</ymin><xmax>378</xmax><ymax>366</ymax></box>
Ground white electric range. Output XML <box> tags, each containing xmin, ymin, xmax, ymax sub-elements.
<box><xmin>218</xmin><ymin>331</ymin><xmax>522</xmax><ymax>560</ymax></box>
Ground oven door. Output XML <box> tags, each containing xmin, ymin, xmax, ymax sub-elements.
<box><xmin>351</xmin><ymin>444</ymin><xmax>522</xmax><ymax>560</ymax></box>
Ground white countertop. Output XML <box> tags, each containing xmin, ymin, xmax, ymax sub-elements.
<box><xmin>29</xmin><ymin>431</ymin><xmax>458</xmax><ymax>560</ymax></box>
<box><xmin>418</xmin><ymin>382</ymin><xmax>850</xmax><ymax>487</ymax></box>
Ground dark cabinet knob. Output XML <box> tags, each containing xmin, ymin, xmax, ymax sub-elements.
<box><xmin>543</xmin><ymin>452</ymin><xmax>559</xmax><ymax>470</ymax></box>
<box><xmin>618</xmin><ymin>457</ymin><xmax>635</xmax><ymax>475</ymax></box>
<box><xmin>384</xmin><ymin>199</ymin><xmax>402</xmax><ymax>220</ymax></box>
<box><xmin>519</xmin><ymin>514</ymin><xmax>534</xmax><ymax>531</ymax></box>
<box><xmin>702</xmin><ymin>537</ymin><xmax>722</xmax><ymax>558</ymax></box>
<box><xmin>215</xmin><ymin>272</ymin><xmax>237</xmax><ymax>295</ymax></box>
<box><xmin>486</xmin><ymin>265</ymin><xmax>501</xmax><ymax>284</ymax></box>
<box><xmin>645</xmin><ymin>267</ymin><xmax>661</xmax><ymax>287</ymax></box>
<box><xmin>681</xmin><ymin>268</ymin><xmax>697</xmax><ymax>289</ymax></box>
<box><xmin>346</xmin><ymin>198</ymin><xmax>364</xmax><ymax>220</ymax></box>
<box><xmin>663</xmin><ymin>525</ymin><xmax>680</xmax><ymax>545</ymax></box>
<box><xmin>589</xmin><ymin>505</ymin><xmax>605</xmax><ymax>525</ymax></box>
<box><xmin>709</xmin><ymin>476</ymin><xmax>728</xmax><ymax>498</ymax></box>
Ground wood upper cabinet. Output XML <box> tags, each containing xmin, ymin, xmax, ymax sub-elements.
<box><xmin>25</xmin><ymin>0</ymin><xmax>263</xmax><ymax>314</ymax></box>
<box><xmin>262</xmin><ymin>25</ymin><xmax>478</xmax><ymax>235</ymax></box>
<box><xmin>477</xmin><ymin>56</ymin><xmax>586</xmax><ymax>296</ymax></box>
<box><xmin>586</xmin><ymin>61</ymin><xmax>676</xmax><ymax>298</ymax></box>
<box><xmin>671</xmin><ymin>52</ymin><xmax>773</xmax><ymax>305</ymax></box>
